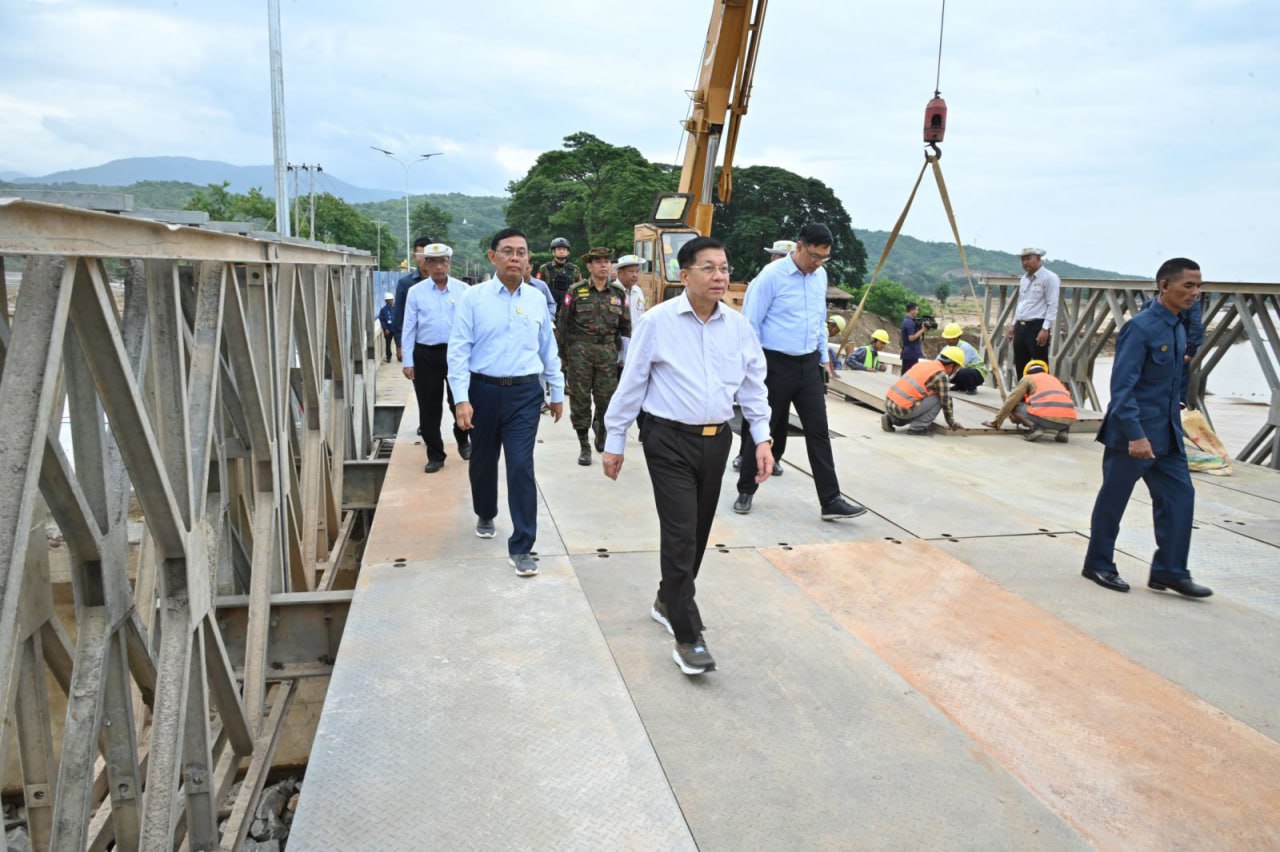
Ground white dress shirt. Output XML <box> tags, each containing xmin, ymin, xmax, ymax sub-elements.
<box><xmin>603</xmin><ymin>292</ymin><xmax>771</xmax><ymax>454</ymax></box>
<box><xmin>1014</xmin><ymin>266</ymin><xmax>1062</xmax><ymax>329</ymax></box>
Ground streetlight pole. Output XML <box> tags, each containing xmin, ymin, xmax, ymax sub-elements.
<box><xmin>370</xmin><ymin>147</ymin><xmax>443</xmax><ymax>269</ymax></box>
<box><xmin>373</xmin><ymin>219</ymin><xmax>390</xmax><ymax>269</ymax></box>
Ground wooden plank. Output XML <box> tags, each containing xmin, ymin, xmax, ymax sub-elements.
<box><xmin>218</xmin><ymin>681</ymin><xmax>297</xmax><ymax>852</ymax></box>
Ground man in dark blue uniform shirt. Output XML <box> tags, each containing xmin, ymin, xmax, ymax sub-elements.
<box><xmin>391</xmin><ymin>235</ymin><xmax>434</xmax><ymax>359</ymax></box>
<box><xmin>377</xmin><ymin>293</ymin><xmax>396</xmax><ymax>362</ymax></box>
<box><xmin>1081</xmin><ymin>258</ymin><xmax>1212</xmax><ymax>598</ymax></box>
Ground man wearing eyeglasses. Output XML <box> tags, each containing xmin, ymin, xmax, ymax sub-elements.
<box><xmin>448</xmin><ymin>228</ymin><xmax>564</xmax><ymax>579</ymax></box>
<box><xmin>601</xmin><ymin>236</ymin><xmax>773</xmax><ymax>676</ymax></box>
<box><xmin>733</xmin><ymin>223</ymin><xmax>867</xmax><ymax>521</ymax></box>
<box><xmin>401</xmin><ymin>242</ymin><xmax>469</xmax><ymax>473</ymax></box>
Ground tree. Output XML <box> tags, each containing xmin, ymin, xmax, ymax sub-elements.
<box><xmin>844</xmin><ymin>278</ymin><xmax>916</xmax><ymax>323</ymax></box>
<box><xmin>409</xmin><ymin>200</ymin><xmax>452</xmax><ymax>243</ymax></box>
<box><xmin>506</xmin><ymin>132</ymin><xmax>677</xmax><ymax>256</ymax></box>
<box><xmin>934</xmin><ymin>281</ymin><xmax>950</xmax><ymax>305</ymax></box>
<box><xmin>711</xmin><ymin>165</ymin><xmax>867</xmax><ymax>285</ymax></box>
<box><xmin>184</xmin><ymin>181</ymin><xmax>275</xmax><ymax>227</ymax></box>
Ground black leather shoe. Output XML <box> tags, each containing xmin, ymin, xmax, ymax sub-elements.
<box><xmin>424</xmin><ymin>459</ymin><xmax>444</xmax><ymax>474</ymax></box>
<box><xmin>459</xmin><ymin>443</ymin><xmax>472</xmax><ymax>461</ymax></box>
<box><xmin>1081</xmin><ymin>566</ymin><xmax>1129</xmax><ymax>592</ymax></box>
<box><xmin>1148</xmin><ymin>576</ymin><xmax>1213</xmax><ymax>598</ymax></box>
<box><xmin>820</xmin><ymin>497</ymin><xmax>868</xmax><ymax>520</ymax></box>
<box><xmin>733</xmin><ymin>493</ymin><xmax>753</xmax><ymax>514</ymax></box>
<box><xmin>772</xmin><ymin>462</ymin><xmax>782</xmax><ymax>476</ymax></box>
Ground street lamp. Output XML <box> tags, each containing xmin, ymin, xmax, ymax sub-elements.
<box><xmin>370</xmin><ymin>146</ymin><xmax>443</xmax><ymax>269</ymax></box>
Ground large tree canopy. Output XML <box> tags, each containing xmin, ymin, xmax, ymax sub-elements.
<box><xmin>409</xmin><ymin>200</ymin><xmax>452</xmax><ymax>243</ymax></box>
<box><xmin>506</xmin><ymin>132</ymin><xmax>677</xmax><ymax>256</ymax></box>
<box><xmin>711</xmin><ymin>165</ymin><xmax>867</xmax><ymax>286</ymax></box>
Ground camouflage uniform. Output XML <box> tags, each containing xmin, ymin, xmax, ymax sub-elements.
<box><xmin>557</xmin><ymin>279</ymin><xmax>631</xmax><ymax>441</ymax></box>
<box><xmin>538</xmin><ymin>260</ymin><xmax>581</xmax><ymax>313</ymax></box>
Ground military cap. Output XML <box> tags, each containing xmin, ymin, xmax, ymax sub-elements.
<box><xmin>580</xmin><ymin>247</ymin><xmax>614</xmax><ymax>264</ymax></box>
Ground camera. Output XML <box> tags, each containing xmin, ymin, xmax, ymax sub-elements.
<box><xmin>921</xmin><ymin>317</ymin><xmax>939</xmax><ymax>330</ymax></box>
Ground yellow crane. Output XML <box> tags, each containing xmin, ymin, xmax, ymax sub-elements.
<box><xmin>632</xmin><ymin>0</ymin><xmax>767</xmax><ymax>306</ymax></box>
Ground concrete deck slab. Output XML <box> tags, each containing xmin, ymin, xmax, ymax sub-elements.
<box><xmin>767</xmin><ymin>540</ymin><xmax>1280</xmax><ymax>851</ymax></box>
<box><xmin>941</xmin><ymin>533</ymin><xmax>1280</xmax><ymax>739</ymax></box>
<box><xmin>574</xmin><ymin>550</ymin><xmax>1087</xmax><ymax>851</ymax></box>
<box><xmin>290</xmin><ymin>556</ymin><xmax>694</xmax><ymax>849</ymax></box>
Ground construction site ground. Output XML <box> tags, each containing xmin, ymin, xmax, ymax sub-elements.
<box><xmin>289</xmin><ymin>360</ymin><xmax>1280</xmax><ymax>850</ymax></box>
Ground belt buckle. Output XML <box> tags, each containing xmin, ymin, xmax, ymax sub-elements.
<box><xmin>499</xmin><ymin>377</ymin><xmax>513</xmax><ymax>386</ymax></box>
<box><xmin>701</xmin><ymin>425</ymin><xmax>718</xmax><ymax>437</ymax></box>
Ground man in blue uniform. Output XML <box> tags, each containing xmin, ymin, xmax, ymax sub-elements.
<box><xmin>900</xmin><ymin>302</ymin><xmax>926</xmax><ymax>374</ymax></box>
<box><xmin>1081</xmin><ymin>258</ymin><xmax>1212</xmax><ymax>598</ymax></box>
<box><xmin>448</xmin><ymin>228</ymin><xmax>564</xmax><ymax>578</ymax></box>
<box><xmin>378</xmin><ymin>293</ymin><xmax>395</xmax><ymax>362</ymax></box>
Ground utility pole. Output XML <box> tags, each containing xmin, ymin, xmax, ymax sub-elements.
<box><xmin>268</xmin><ymin>0</ymin><xmax>290</xmax><ymax>236</ymax></box>
<box><xmin>370</xmin><ymin>147</ymin><xmax>443</xmax><ymax>268</ymax></box>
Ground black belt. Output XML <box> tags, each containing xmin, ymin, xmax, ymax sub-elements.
<box><xmin>471</xmin><ymin>372</ymin><xmax>539</xmax><ymax>386</ymax></box>
<box><xmin>570</xmin><ymin>335</ymin><xmax>616</xmax><ymax>345</ymax></box>
<box><xmin>645</xmin><ymin>415</ymin><xmax>728</xmax><ymax>437</ymax></box>
<box><xmin>763</xmin><ymin>348</ymin><xmax>819</xmax><ymax>362</ymax></box>
<box><xmin>415</xmin><ymin>342</ymin><xmax>448</xmax><ymax>349</ymax></box>
<box><xmin>1016</xmin><ymin>319</ymin><xmax>1045</xmax><ymax>326</ymax></box>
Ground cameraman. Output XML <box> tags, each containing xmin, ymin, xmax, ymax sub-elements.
<box><xmin>901</xmin><ymin>302</ymin><xmax>928</xmax><ymax>373</ymax></box>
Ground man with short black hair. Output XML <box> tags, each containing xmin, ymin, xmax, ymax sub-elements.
<box><xmin>900</xmin><ymin>302</ymin><xmax>926</xmax><ymax>374</ymax></box>
<box><xmin>602</xmin><ymin>236</ymin><xmax>773</xmax><ymax>676</ymax></box>
<box><xmin>733</xmin><ymin>223</ymin><xmax>867</xmax><ymax>521</ymax></box>
<box><xmin>448</xmin><ymin>228</ymin><xmax>564</xmax><ymax>578</ymax></box>
<box><xmin>1081</xmin><ymin>257</ymin><xmax>1211</xmax><ymax>599</ymax></box>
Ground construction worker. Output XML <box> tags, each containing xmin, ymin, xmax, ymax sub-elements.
<box><xmin>378</xmin><ymin>293</ymin><xmax>395</xmax><ymax>363</ymax></box>
<box><xmin>1008</xmin><ymin>247</ymin><xmax>1061</xmax><ymax>378</ymax></box>
<box><xmin>845</xmin><ymin>329</ymin><xmax>891</xmax><ymax>372</ymax></box>
<box><xmin>558</xmin><ymin>247</ymin><xmax>631</xmax><ymax>465</ymax></box>
<box><xmin>538</xmin><ymin>237</ymin><xmax>582</xmax><ymax>310</ymax></box>
<box><xmin>826</xmin><ymin>314</ymin><xmax>847</xmax><ymax>367</ymax></box>
<box><xmin>982</xmin><ymin>359</ymin><xmax>1077</xmax><ymax>442</ymax></box>
<box><xmin>881</xmin><ymin>346</ymin><xmax>965</xmax><ymax>435</ymax></box>
<box><xmin>940</xmin><ymin>323</ymin><xmax>988</xmax><ymax>394</ymax></box>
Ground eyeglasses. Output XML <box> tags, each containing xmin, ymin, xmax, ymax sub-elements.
<box><xmin>494</xmin><ymin>247</ymin><xmax>529</xmax><ymax>258</ymax></box>
<box><xmin>686</xmin><ymin>264</ymin><xmax>733</xmax><ymax>277</ymax></box>
<box><xmin>802</xmin><ymin>247</ymin><xmax>831</xmax><ymax>264</ymax></box>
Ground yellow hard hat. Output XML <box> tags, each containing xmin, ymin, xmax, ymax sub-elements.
<box><xmin>871</xmin><ymin>328</ymin><xmax>891</xmax><ymax>344</ymax></box>
<box><xmin>828</xmin><ymin>315</ymin><xmax>846</xmax><ymax>333</ymax></box>
<box><xmin>938</xmin><ymin>345</ymin><xmax>966</xmax><ymax>366</ymax></box>
<box><xmin>1023</xmin><ymin>359</ymin><xmax>1049</xmax><ymax>376</ymax></box>
<box><xmin>942</xmin><ymin>323</ymin><xmax>964</xmax><ymax>339</ymax></box>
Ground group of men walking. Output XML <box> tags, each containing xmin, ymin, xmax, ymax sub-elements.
<box><xmin>390</xmin><ymin>226</ymin><xmax>1214</xmax><ymax>678</ymax></box>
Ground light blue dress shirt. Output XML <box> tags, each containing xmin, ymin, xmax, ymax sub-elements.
<box><xmin>447</xmin><ymin>279</ymin><xmax>564</xmax><ymax>405</ymax></box>
<box><xmin>603</xmin><ymin>292</ymin><xmax>771</xmax><ymax>454</ymax></box>
<box><xmin>400</xmin><ymin>276</ymin><xmax>467</xmax><ymax>366</ymax></box>
<box><xmin>741</xmin><ymin>254</ymin><xmax>829</xmax><ymax>364</ymax></box>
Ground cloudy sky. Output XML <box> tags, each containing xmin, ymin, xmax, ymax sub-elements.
<box><xmin>3</xmin><ymin>0</ymin><xmax>1278</xmax><ymax>280</ymax></box>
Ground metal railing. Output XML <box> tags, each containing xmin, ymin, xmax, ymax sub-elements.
<box><xmin>982</xmin><ymin>276</ymin><xmax>1280</xmax><ymax>468</ymax></box>
<box><xmin>0</xmin><ymin>199</ymin><xmax>376</xmax><ymax>849</ymax></box>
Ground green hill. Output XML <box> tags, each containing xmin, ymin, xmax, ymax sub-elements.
<box><xmin>353</xmin><ymin>194</ymin><xmax>506</xmax><ymax>274</ymax></box>
<box><xmin>855</xmin><ymin>229</ymin><xmax>1136</xmax><ymax>294</ymax></box>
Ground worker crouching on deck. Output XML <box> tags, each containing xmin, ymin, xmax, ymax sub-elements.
<box><xmin>881</xmin><ymin>346</ymin><xmax>965</xmax><ymax>436</ymax></box>
<box><xmin>940</xmin><ymin>324</ymin><xmax>988</xmax><ymax>394</ymax></box>
<box><xmin>983</xmin><ymin>359</ymin><xmax>1077</xmax><ymax>443</ymax></box>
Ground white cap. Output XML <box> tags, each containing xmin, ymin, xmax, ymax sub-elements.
<box><xmin>421</xmin><ymin>242</ymin><xmax>453</xmax><ymax>258</ymax></box>
<box><xmin>615</xmin><ymin>254</ymin><xmax>647</xmax><ymax>269</ymax></box>
<box><xmin>383</xmin><ymin>292</ymin><xmax>394</xmax><ymax>300</ymax></box>
<box><xmin>1019</xmin><ymin>247</ymin><xmax>1046</xmax><ymax>257</ymax></box>
<box><xmin>763</xmin><ymin>239</ymin><xmax>796</xmax><ymax>255</ymax></box>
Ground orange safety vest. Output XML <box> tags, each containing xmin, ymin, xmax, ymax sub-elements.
<box><xmin>1024</xmin><ymin>373</ymin><xmax>1077</xmax><ymax>420</ymax></box>
<box><xmin>886</xmin><ymin>361</ymin><xmax>945</xmax><ymax>408</ymax></box>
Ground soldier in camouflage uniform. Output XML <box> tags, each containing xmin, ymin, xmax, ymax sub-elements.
<box><xmin>538</xmin><ymin>237</ymin><xmax>582</xmax><ymax>313</ymax></box>
<box><xmin>557</xmin><ymin>246</ymin><xmax>631</xmax><ymax>465</ymax></box>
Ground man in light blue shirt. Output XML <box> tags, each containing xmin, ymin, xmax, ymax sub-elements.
<box><xmin>602</xmin><ymin>236</ymin><xmax>773</xmax><ymax>676</ymax></box>
<box><xmin>733</xmin><ymin>223</ymin><xmax>866</xmax><ymax>521</ymax></box>
<box><xmin>448</xmin><ymin>228</ymin><xmax>564</xmax><ymax>577</ymax></box>
<box><xmin>402</xmin><ymin>242</ymin><xmax>469</xmax><ymax>472</ymax></box>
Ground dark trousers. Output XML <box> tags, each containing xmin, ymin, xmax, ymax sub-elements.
<box><xmin>413</xmin><ymin>343</ymin><xmax>467</xmax><ymax>463</ymax></box>
<box><xmin>736</xmin><ymin>350</ymin><xmax>841</xmax><ymax>505</ymax></box>
<box><xmin>1012</xmin><ymin>319</ymin><xmax>1050</xmax><ymax>378</ymax></box>
<box><xmin>950</xmin><ymin>367</ymin><xmax>985</xmax><ymax>392</ymax></box>
<box><xmin>643</xmin><ymin>420</ymin><xmax>731</xmax><ymax>644</ymax></box>
<box><xmin>1083</xmin><ymin>447</ymin><xmax>1195</xmax><ymax>581</ymax></box>
<box><xmin>901</xmin><ymin>353</ymin><xmax>920</xmax><ymax>375</ymax></box>
<box><xmin>383</xmin><ymin>331</ymin><xmax>394</xmax><ymax>362</ymax></box>
<box><xmin>468</xmin><ymin>378</ymin><xmax>542</xmax><ymax>556</ymax></box>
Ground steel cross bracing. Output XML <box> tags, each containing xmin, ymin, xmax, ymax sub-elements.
<box><xmin>982</xmin><ymin>276</ymin><xmax>1280</xmax><ymax>469</ymax></box>
<box><xmin>0</xmin><ymin>199</ymin><xmax>376</xmax><ymax>849</ymax></box>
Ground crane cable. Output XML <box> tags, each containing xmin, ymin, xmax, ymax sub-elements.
<box><xmin>934</xmin><ymin>0</ymin><xmax>946</xmax><ymax>97</ymax></box>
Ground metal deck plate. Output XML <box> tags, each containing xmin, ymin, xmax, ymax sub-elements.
<box><xmin>573</xmin><ymin>549</ymin><xmax>1087</xmax><ymax>850</ymax></box>
<box><xmin>290</xmin><ymin>557</ymin><xmax>693</xmax><ymax>849</ymax></box>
